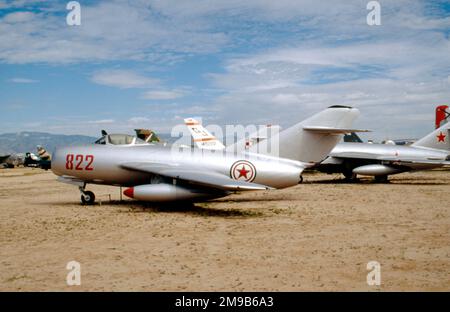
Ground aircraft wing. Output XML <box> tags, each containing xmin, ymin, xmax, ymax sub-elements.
<box><xmin>375</xmin><ymin>156</ymin><xmax>450</xmax><ymax>165</ymax></box>
<box><xmin>330</xmin><ymin>152</ymin><xmax>450</xmax><ymax>165</ymax></box>
<box><xmin>120</xmin><ymin>162</ymin><xmax>271</xmax><ymax>191</ymax></box>
<box><xmin>0</xmin><ymin>155</ymin><xmax>11</xmax><ymax>163</ymax></box>
<box><xmin>330</xmin><ymin>151</ymin><xmax>378</xmax><ymax>159</ymax></box>
<box><xmin>303</xmin><ymin>127</ymin><xmax>370</xmax><ymax>134</ymax></box>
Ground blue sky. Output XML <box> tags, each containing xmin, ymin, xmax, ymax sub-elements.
<box><xmin>0</xmin><ymin>0</ymin><xmax>449</xmax><ymax>141</ymax></box>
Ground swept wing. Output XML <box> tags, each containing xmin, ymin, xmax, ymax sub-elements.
<box><xmin>120</xmin><ymin>162</ymin><xmax>271</xmax><ymax>191</ymax></box>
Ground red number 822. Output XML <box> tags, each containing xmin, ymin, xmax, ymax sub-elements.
<box><xmin>65</xmin><ymin>154</ymin><xmax>94</xmax><ymax>171</ymax></box>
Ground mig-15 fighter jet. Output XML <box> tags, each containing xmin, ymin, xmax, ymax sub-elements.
<box><xmin>316</xmin><ymin>121</ymin><xmax>450</xmax><ymax>182</ymax></box>
<box><xmin>51</xmin><ymin>106</ymin><xmax>362</xmax><ymax>204</ymax></box>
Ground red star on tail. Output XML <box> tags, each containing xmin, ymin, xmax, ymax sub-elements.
<box><xmin>437</xmin><ymin>132</ymin><xmax>446</xmax><ymax>142</ymax></box>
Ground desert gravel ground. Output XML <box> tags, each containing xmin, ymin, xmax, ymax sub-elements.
<box><xmin>0</xmin><ymin>167</ymin><xmax>449</xmax><ymax>291</ymax></box>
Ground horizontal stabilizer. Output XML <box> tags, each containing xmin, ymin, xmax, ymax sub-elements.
<box><xmin>303</xmin><ymin>126</ymin><xmax>370</xmax><ymax>134</ymax></box>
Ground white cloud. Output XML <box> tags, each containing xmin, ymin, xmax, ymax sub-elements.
<box><xmin>3</xmin><ymin>11</ymin><xmax>35</xmax><ymax>23</ymax></box>
<box><xmin>87</xmin><ymin>119</ymin><xmax>115</xmax><ymax>124</ymax></box>
<box><xmin>0</xmin><ymin>0</ymin><xmax>228</xmax><ymax>64</ymax></box>
<box><xmin>0</xmin><ymin>0</ymin><xmax>47</xmax><ymax>10</ymax></box>
<box><xmin>140</xmin><ymin>90</ymin><xmax>186</xmax><ymax>100</ymax></box>
<box><xmin>204</xmin><ymin>32</ymin><xmax>450</xmax><ymax>140</ymax></box>
<box><xmin>90</xmin><ymin>70</ymin><xmax>159</xmax><ymax>89</ymax></box>
<box><xmin>127</xmin><ymin>117</ymin><xmax>150</xmax><ymax>124</ymax></box>
<box><xmin>8</xmin><ymin>77</ymin><xmax>38</xmax><ymax>83</ymax></box>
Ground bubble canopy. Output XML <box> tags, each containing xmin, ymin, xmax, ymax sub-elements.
<box><xmin>94</xmin><ymin>134</ymin><xmax>147</xmax><ymax>145</ymax></box>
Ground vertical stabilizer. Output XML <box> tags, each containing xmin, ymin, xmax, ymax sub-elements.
<box><xmin>250</xmin><ymin>106</ymin><xmax>361</xmax><ymax>163</ymax></box>
<box><xmin>184</xmin><ymin>118</ymin><xmax>225</xmax><ymax>150</ymax></box>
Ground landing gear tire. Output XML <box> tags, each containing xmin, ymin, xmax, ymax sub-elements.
<box><xmin>81</xmin><ymin>191</ymin><xmax>95</xmax><ymax>205</ymax></box>
<box><xmin>374</xmin><ymin>175</ymin><xmax>389</xmax><ymax>183</ymax></box>
<box><xmin>343</xmin><ymin>172</ymin><xmax>357</xmax><ymax>182</ymax></box>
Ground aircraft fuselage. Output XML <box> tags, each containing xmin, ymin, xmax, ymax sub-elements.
<box><xmin>51</xmin><ymin>144</ymin><xmax>305</xmax><ymax>189</ymax></box>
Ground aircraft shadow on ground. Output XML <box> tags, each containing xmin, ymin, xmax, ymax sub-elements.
<box><xmin>46</xmin><ymin>200</ymin><xmax>264</xmax><ymax>218</ymax></box>
<box><xmin>214</xmin><ymin>196</ymin><xmax>290</xmax><ymax>203</ymax></box>
<box><xmin>114</xmin><ymin>201</ymin><xmax>265</xmax><ymax>218</ymax></box>
<box><xmin>388</xmin><ymin>180</ymin><xmax>449</xmax><ymax>186</ymax></box>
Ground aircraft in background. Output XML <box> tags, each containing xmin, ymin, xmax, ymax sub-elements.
<box><xmin>0</xmin><ymin>153</ymin><xmax>25</xmax><ymax>169</ymax></box>
<box><xmin>51</xmin><ymin>106</ymin><xmax>361</xmax><ymax>204</ymax></box>
<box><xmin>24</xmin><ymin>146</ymin><xmax>52</xmax><ymax>170</ymax></box>
<box><xmin>184</xmin><ymin>118</ymin><xmax>282</xmax><ymax>152</ymax></box>
<box><xmin>184</xmin><ymin>118</ymin><xmax>225</xmax><ymax>150</ymax></box>
<box><xmin>344</xmin><ymin>105</ymin><xmax>449</xmax><ymax>147</ymax></box>
<box><xmin>436</xmin><ymin>105</ymin><xmax>449</xmax><ymax>129</ymax></box>
<box><xmin>316</xmin><ymin>121</ymin><xmax>450</xmax><ymax>182</ymax></box>
<box><xmin>184</xmin><ymin>108</ymin><xmax>450</xmax><ymax>183</ymax></box>
<box><xmin>1</xmin><ymin>146</ymin><xmax>52</xmax><ymax>169</ymax></box>
<box><xmin>135</xmin><ymin>129</ymin><xmax>161</xmax><ymax>143</ymax></box>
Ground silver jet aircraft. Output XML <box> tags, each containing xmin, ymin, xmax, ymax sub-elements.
<box><xmin>316</xmin><ymin>121</ymin><xmax>450</xmax><ymax>182</ymax></box>
<box><xmin>51</xmin><ymin>106</ymin><xmax>361</xmax><ymax>204</ymax></box>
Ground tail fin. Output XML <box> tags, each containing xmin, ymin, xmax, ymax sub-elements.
<box><xmin>249</xmin><ymin>106</ymin><xmax>362</xmax><ymax>163</ymax></box>
<box><xmin>435</xmin><ymin>105</ymin><xmax>449</xmax><ymax>129</ymax></box>
<box><xmin>184</xmin><ymin>118</ymin><xmax>225</xmax><ymax>150</ymax></box>
<box><xmin>412</xmin><ymin>121</ymin><xmax>450</xmax><ymax>150</ymax></box>
<box><xmin>135</xmin><ymin>129</ymin><xmax>160</xmax><ymax>143</ymax></box>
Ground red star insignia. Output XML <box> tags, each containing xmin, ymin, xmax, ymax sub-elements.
<box><xmin>237</xmin><ymin>165</ymin><xmax>249</xmax><ymax>179</ymax></box>
<box><xmin>437</xmin><ymin>132</ymin><xmax>446</xmax><ymax>142</ymax></box>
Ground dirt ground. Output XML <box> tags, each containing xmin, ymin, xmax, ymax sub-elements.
<box><xmin>0</xmin><ymin>167</ymin><xmax>449</xmax><ymax>291</ymax></box>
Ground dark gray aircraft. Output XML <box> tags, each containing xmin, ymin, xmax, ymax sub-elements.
<box><xmin>0</xmin><ymin>154</ymin><xmax>24</xmax><ymax>168</ymax></box>
<box><xmin>1</xmin><ymin>146</ymin><xmax>51</xmax><ymax>169</ymax></box>
<box><xmin>51</xmin><ymin>106</ymin><xmax>361</xmax><ymax>204</ymax></box>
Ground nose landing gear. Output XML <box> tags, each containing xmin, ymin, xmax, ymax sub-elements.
<box><xmin>79</xmin><ymin>185</ymin><xmax>95</xmax><ymax>205</ymax></box>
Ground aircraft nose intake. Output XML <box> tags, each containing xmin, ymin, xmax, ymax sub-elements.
<box><xmin>123</xmin><ymin>187</ymin><xmax>134</xmax><ymax>198</ymax></box>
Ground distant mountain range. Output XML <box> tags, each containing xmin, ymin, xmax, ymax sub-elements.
<box><xmin>0</xmin><ymin>132</ymin><xmax>97</xmax><ymax>155</ymax></box>
<box><xmin>0</xmin><ymin>131</ymin><xmax>177</xmax><ymax>155</ymax></box>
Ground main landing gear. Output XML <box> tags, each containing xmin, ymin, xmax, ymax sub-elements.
<box><xmin>79</xmin><ymin>185</ymin><xmax>95</xmax><ymax>205</ymax></box>
<box><xmin>374</xmin><ymin>175</ymin><xmax>389</xmax><ymax>183</ymax></box>
<box><xmin>343</xmin><ymin>171</ymin><xmax>358</xmax><ymax>183</ymax></box>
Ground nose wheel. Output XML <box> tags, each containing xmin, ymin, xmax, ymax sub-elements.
<box><xmin>79</xmin><ymin>185</ymin><xmax>95</xmax><ymax>205</ymax></box>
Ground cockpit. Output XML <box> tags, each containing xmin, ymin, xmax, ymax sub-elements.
<box><xmin>94</xmin><ymin>134</ymin><xmax>147</xmax><ymax>146</ymax></box>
